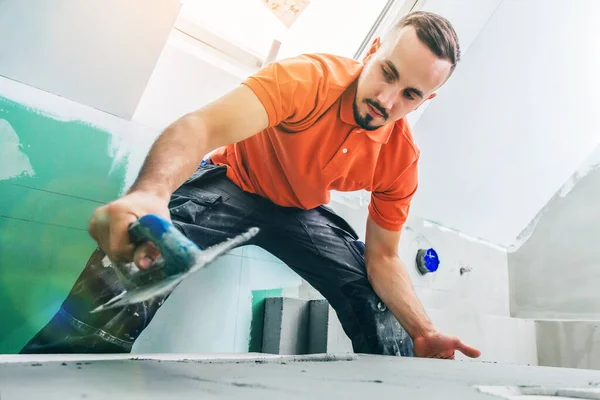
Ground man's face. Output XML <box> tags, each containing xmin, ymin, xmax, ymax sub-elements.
<box><xmin>354</xmin><ymin>26</ymin><xmax>453</xmax><ymax>130</ymax></box>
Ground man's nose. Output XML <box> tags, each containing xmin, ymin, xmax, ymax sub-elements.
<box><xmin>376</xmin><ymin>89</ymin><xmax>396</xmax><ymax>112</ymax></box>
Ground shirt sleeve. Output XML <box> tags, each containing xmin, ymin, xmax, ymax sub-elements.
<box><xmin>368</xmin><ymin>159</ymin><xmax>419</xmax><ymax>231</ymax></box>
<box><xmin>241</xmin><ymin>56</ymin><xmax>332</xmax><ymax>128</ymax></box>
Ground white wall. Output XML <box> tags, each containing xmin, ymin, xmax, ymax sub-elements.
<box><xmin>403</xmin><ymin>217</ymin><xmax>541</xmax><ymax>364</ymax></box>
<box><xmin>505</xmin><ymin>120</ymin><xmax>600</xmax><ymax>370</ymax></box>
<box><xmin>133</xmin><ymin>30</ymin><xmax>253</xmax><ymax>130</ymax></box>
<box><xmin>537</xmin><ymin>320</ymin><xmax>600</xmax><ymax>370</ymax></box>
<box><xmin>133</xmin><ymin>247</ymin><xmax>302</xmax><ymax>353</ymax></box>
<box><xmin>0</xmin><ymin>0</ymin><xmax>180</xmax><ymax>119</ymax></box>
<box><xmin>509</xmin><ymin>146</ymin><xmax>600</xmax><ymax>320</ymax></box>
<box><xmin>406</xmin><ymin>214</ymin><xmax>537</xmax><ymax>366</ymax></box>
<box><xmin>401</xmin><ymin>216</ymin><xmax>509</xmax><ymax>317</ymax></box>
<box><xmin>329</xmin><ymin>196</ymin><xmax>511</xmax><ymax>318</ymax></box>
<box><xmin>429</xmin><ymin>309</ymin><xmax>537</xmax><ymax>365</ymax></box>
<box><xmin>408</xmin><ymin>0</ymin><xmax>600</xmax><ymax>246</ymax></box>
<box><xmin>407</xmin><ymin>0</ymin><xmax>503</xmax><ymax>126</ymax></box>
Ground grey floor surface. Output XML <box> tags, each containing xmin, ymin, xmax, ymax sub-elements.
<box><xmin>1</xmin><ymin>353</ymin><xmax>600</xmax><ymax>399</ymax></box>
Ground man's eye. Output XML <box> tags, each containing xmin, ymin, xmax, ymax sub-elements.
<box><xmin>404</xmin><ymin>90</ymin><xmax>415</xmax><ymax>100</ymax></box>
<box><xmin>382</xmin><ymin>68</ymin><xmax>394</xmax><ymax>83</ymax></box>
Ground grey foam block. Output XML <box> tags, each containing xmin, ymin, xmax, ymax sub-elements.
<box><xmin>308</xmin><ymin>299</ymin><xmax>353</xmax><ymax>354</ymax></box>
<box><xmin>262</xmin><ymin>297</ymin><xmax>310</xmax><ymax>355</ymax></box>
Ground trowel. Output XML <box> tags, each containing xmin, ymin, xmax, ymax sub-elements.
<box><xmin>91</xmin><ymin>214</ymin><xmax>258</xmax><ymax>313</ymax></box>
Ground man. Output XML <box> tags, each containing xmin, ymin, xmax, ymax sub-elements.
<box><xmin>22</xmin><ymin>11</ymin><xmax>481</xmax><ymax>359</ymax></box>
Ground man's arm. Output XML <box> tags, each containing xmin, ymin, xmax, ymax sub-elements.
<box><xmin>130</xmin><ymin>85</ymin><xmax>268</xmax><ymax>198</ymax></box>
<box><xmin>89</xmin><ymin>85</ymin><xmax>269</xmax><ymax>266</ymax></box>
<box><xmin>364</xmin><ymin>215</ymin><xmax>435</xmax><ymax>338</ymax></box>
<box><xmin>364</xmin><ymin>215</ymin><xmax>481</xmax><ymax>359</ymax></box>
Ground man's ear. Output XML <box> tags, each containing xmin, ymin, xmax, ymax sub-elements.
<box><xmin>362</xmin><ymin>37</ymin><xmax>381</xmax><ymax>63</ymax></box>
<box><xmin>415</xmin><ymin>93</ymin><xmax>437</xmax><ymax>110</ymax></box>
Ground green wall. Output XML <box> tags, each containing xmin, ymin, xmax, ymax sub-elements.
<box><xmin>0</xmin><ymin>94</ymin><xmax>301</xmax><ymax>355</ymax></box>
<box><xmin>0</xmin><ymin>97</ymin><xmax>128</xmax><ymax>353</ymax></box>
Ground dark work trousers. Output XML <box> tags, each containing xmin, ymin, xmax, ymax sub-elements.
<box><xmin>20</xmin><ymin>163</ymin><xmax>414</xmax><ymax>356</ymax></box>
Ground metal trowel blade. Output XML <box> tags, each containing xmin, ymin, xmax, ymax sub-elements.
<box><xmin>91</xmin><ymin>227</ymin><xmax>259</xmax><ymax>313</ymax></box>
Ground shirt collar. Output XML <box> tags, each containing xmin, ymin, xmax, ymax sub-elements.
<box><xmin>340</xmin><ymin>79</ymin><xmax>393</xmax><ymax>144</ymax></box>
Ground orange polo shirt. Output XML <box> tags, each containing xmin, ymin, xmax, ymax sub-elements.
<box><xmin>210</xmin><ymin>53</ymin><xmax>419</xmax><ymax>231</ymax></box>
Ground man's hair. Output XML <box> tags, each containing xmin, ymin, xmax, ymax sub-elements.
<box><xmin>394</xmin><ymin>11</ymin><xmax>461</xmax><ymax>77</ymax></box>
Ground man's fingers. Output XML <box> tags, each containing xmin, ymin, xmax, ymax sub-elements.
<box><xmin>456</xmin><ymin>339</ymin><xmax>482</xmax><ymax>358</ymax></box>
<box><xmin>432</xmin><ymin>352</ymin><xmax>454</xmax><ymax>360</ymax></box>
<box><xmin>133</xmin><ymin>242</ymin><xmax>161</xmax><ymax>269</ymax></box>
<box><xmin>107</xmin><ymin>213</ymin><xmax>138</xmax><ymax>262</ymax></box>
<box><xmin>88</xmin><ymin>206</ymin><xmax>110</xmax><ymax>247</ymax></box>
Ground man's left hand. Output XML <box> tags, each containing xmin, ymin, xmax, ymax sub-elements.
<box><xmin>413</xmin><ymin>330</ymin><xmax>481</xmax><ymax>359</ymax></box>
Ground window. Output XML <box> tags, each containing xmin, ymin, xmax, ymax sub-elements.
<box><xmin>175</xmin><ymin>0</ymin><xmax>418</xmax><ymax>68</ymax></box>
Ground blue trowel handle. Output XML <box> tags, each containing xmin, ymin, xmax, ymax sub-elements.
<box><xmin>128</xmin><ymin>214</ymin><xmax>201</xmax><ymax>274</ymax></box>
<box><xmin>128</xmin><ymin>214</ymin><xmax>172</xmax><ymax>245</ymax></box>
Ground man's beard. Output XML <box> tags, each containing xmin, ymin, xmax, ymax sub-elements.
<box><xmin>353</xmin><ymin>98</ymin><xmax>388</xmax><ymax>131</ymax></box>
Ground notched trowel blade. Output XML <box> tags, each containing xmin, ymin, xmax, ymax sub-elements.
<box><xmin>91</xmin><ymin>214</ymin><xmax>258</xmax><ymax>313</ymax></box>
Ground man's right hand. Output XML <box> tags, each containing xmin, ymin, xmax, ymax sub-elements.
<box><xmin>413</xmin><ymin>330</ymin><xmax>481</xmax><ymax>359</ymax></box>
<box><xmin>88</xmin><ymin>190</ymin><xmax>171</xmax><ymax>269</ymax></box>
